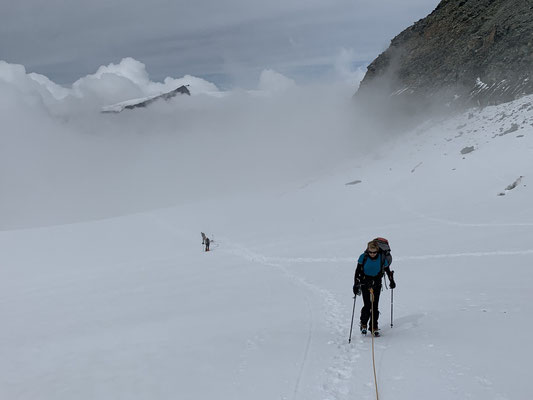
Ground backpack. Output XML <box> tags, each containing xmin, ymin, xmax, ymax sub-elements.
<box><xmin>374</xmin><ymin>237</ymin><xmax>392</xmax><ymax>268</ymax></box>
<box><xmin>361</xmin><ymin>237</ymin><xmax>392</xmax><ymax>275</ymax></box>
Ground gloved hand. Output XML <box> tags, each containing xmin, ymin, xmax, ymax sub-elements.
<box><xmin>353</xmin><ymin>284</ymin><xmax>361</xmax><ymax>296</ymax></box>
<box><xmin>389</xmin><ymin>279</ymin><xmax>396</xmax><ymax>289</ymax></box>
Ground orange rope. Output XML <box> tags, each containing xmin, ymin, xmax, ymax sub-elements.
<box><xmin>370</xmin><ymin>288</ymin><xmax>379</xmax><ymax>400</ymax></box>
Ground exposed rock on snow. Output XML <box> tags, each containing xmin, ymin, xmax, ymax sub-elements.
<box><xmin>411</xmin><ymin>162</ymin><xmax>423</xmax><ymax>173</ymax></box>
<box><xmin>498</xmin><ymin>176</ymin><xmax>524</xmax><ymax>196</ymax></box>
<box><xmin>505</xmin><ymin>176</ymin><xmax>524</xmax><ymax>191</ymax></box>
<box><xmin>460</xmin><ymin>146</ymin><xmax>475</xmax><ymax>155</ymax></box>
<box><xmin>345</xmin><ymin>180</ymin><xmax>362</xmax><ymax>186</ymax></box>
<box><xmin>500</xmin><ymin>123</ymin><xmax>520</xmax><ymax>136</ymax></box>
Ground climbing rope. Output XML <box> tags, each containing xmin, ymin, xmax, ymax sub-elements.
<box><xmin>370</xmin><ymin>288</ymin><xmax>380</xmax><ymax>400</ymax></box>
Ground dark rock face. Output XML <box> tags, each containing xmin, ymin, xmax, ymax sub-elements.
<box><xmin>356</xmin><ymin>0</ymin><xmax>533</xmax><ymax>110</ymax></box>
<box><xmin>123</xmin><ymin>85</ymin><xmax>190</xmax><ymax>110</ymax></box>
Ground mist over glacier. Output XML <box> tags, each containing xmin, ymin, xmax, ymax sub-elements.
<box><xmin>0</xmin><ymin>57</ymin><xmax>370</xmax><ymax>229</ymax></box>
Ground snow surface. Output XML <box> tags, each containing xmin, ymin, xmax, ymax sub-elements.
<box><xmin>1</xmin><ymin>59</ymin><xmax>533</xmax><ymax>399</ymax></box>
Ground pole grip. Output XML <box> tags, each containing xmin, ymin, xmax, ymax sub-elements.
<box><xmin>390</xmin><ymin>288</ymin><xmax>394</xmax><ymax>328</ymax></box>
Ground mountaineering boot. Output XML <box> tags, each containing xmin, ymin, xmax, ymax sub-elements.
<box><xmin>360</xmin><ymin>324</ymin><xmax>367</xmax><ymax>335</ymax></box>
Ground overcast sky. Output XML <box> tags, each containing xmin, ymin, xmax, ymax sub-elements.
<box><xmin>1</xmin><ymin>0</ymin><xmax>438</xmax><ymax>88</ymax></box>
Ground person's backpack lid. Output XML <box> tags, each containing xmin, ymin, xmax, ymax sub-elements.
<box><xmin>374</xmin><ymin>237</ymin><xmax>390</xmax><ymax>253</ymax></box>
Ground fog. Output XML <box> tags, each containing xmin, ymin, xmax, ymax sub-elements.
<box><xmin>0</xmin><ymin>58</ymin><xmax>386</xmax><ymax>230</ymax></box>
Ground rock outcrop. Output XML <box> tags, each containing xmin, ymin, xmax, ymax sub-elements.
<box><xmin>102</xmin><ymin>85</ymin><xmax>190</xmax><ymax>113</ymax></box>
<box><xmin>355</xmin><ymin>0</ymin><xmax>533</xmax><ymax>110</ymax></box>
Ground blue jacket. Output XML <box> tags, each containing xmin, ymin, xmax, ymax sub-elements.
<box><xmin>357</xmin><ymin>252</ymin><xmax>389</xmax><ymax>277</ymax></box>
<box><xmin>353</xmin><ymin>251</ymin><xmax>394</xmax><ymax>292</ymax></box>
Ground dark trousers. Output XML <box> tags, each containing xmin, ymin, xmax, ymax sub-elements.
<box><xmin>360</xmin><ymin>283</ymin><xmax>381</xmax><ymax>329</ymax></box>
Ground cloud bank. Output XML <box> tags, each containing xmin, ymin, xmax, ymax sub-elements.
<box><xmin>0</xmin><ymin>57</ymin><xmax>379</xmax><ymax>230</ymax></box>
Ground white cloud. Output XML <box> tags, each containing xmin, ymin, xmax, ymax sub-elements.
<box><xmin>0</xmin><ymin>60</ymin><xmax>63</xmax><ymax>109</ymax></box>
<box><xmin>157</xmin><ymin>75</ymin><xmax>219</xmax><ymax>96</ymax></box>
<box><xmin>0</xmin><ymin>58</ymin><xmax>220</xmax><ymax>112</ymax></box>
<box><xmin>28</xmin><ymin>72</ymin><xmax>70</xmax><ymax>100</ymax></box>
<box><xmin>71</xmin><ymin>58</ymin><xmax>220</xmax><ymax>104</ymax></box>
<box><xmin>258</xmin><ymin>69</ymin><xmax>296</xmax><ymax>93</ymax></box>
<box><xmin>334</xmin><ymin>48</ymin><xmax>367</xmax><ymax>88</ymax></box>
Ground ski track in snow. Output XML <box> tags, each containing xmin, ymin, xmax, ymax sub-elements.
<box><xmin>220</xmin><ymin>239</ymin><xmax>532</xmax><ymax>400</ymax></box>
<box><xmin>397</xmin><ymin>205</ymin><xmax>533</xmax><ymax>228</ymax></box>
<box><xmin>148</xmin><ymin>212</ymin><xmax>530</xmax><ymax>399</ymax></box>
<box><xmin>292</xmin><ymin>290</ymin><xmax>314</xmax><ymax>400</ymax></box>
<box><xmin>227</xmin><ymin>249</ymin><xmax>533</xmax><ymax>265</ymax></box>
<box><xmin>410</xmin><ymin>215</ymin><xmax>533</xmax><ymax>228</ymax></box>
<box><xmin>215</xmin><ymin>243</ymin><xmax>315</xmax><ymax>400</ymax></box>
<box><xmin>28</xmin><ymin>212</ymin><xmax>527</xmax><ymax>399</ymax></box>
<box><xmin>139</xmin><ymin>219</ymin><xmax>322</xmax><ymax>399</ymax></box>
<box><xmin>221</xmin><ymin>241</ymin><xmax>370</xmax><ymax>400</ymax></box>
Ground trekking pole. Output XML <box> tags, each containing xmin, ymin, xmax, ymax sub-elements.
<box><xmin>348</xmin><ymin>295</ymin><xmax>357</xmax><ymax>343</ymax></box>
<box><xmin>389</xmin><ymin>270</ymin><xmax>394</xmax><ymax>328</ymax></box>
<box><xmin>390</xmin><ymin>288</ymin><xmax>394</xmax><ymax>328</ymax></box>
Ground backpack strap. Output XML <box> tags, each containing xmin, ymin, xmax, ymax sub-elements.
<box><xmin>362</xmin><ymin>252</ymin><xmax>369</xmax><ymax>267</ymax></box>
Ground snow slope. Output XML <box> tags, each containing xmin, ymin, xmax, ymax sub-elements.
<box><xmin>1</xmin><ymin>94</ymin><xmax>533</xmax><ymax>400</ymax></box>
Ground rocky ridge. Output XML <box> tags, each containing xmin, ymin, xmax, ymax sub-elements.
<box><xmin>102</xmin><ymin>85</ymin><xmax>190</xmax><ymax>113</ymax></box>
<box><xmin>356</xmin><ymin>0</ymin><xmax>533</xmax><ymax>110</ymax></box>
